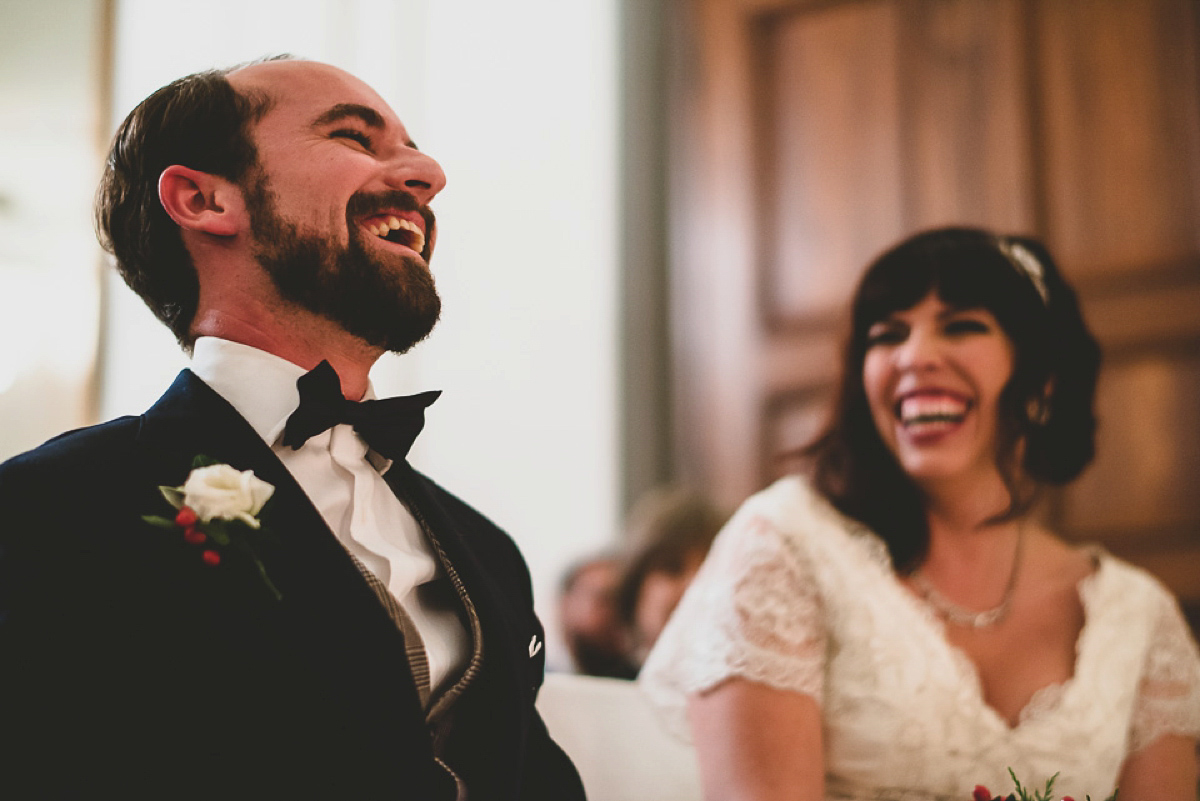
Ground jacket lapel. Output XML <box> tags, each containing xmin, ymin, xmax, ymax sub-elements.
<box><xmin>384</xmin><ymin>462</ymin><xmax>536</xmax><ymax>784</ymax></box>
<box><xmin>134</xmin><ymin>370</ymin><xmax>432</xmax><ymax>743</ymax></box>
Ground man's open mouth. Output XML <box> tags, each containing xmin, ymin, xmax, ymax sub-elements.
<box><xmin>361</xmin><ymin>213</ymin><xmax>426</xmax><ymax>254</ymax></box>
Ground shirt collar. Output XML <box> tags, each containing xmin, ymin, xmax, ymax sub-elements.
<box><xmin>189</xmin><ymin>337</ymin><xmax>380</xmax><ymax>448</ymax></box>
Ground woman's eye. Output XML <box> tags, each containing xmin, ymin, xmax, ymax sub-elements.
<box><xmin>944</xmin><ymin>318</ymin><xmax>991</xmax><ymax>335</ymax></box>
<box><xmin>332</xmin><ymin>129</ymin><xmax>373</xmax><ymax>149</ymax></box>
<box><xmin>866</xmin><ymin>324</ymin><xmax>906</xmax><ymax>346</ymax></box>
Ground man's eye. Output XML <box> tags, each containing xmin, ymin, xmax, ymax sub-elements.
<box><xmin>332</xmin><ymin>129</ymin><xmax>373</xmax><ymax>149</ymax></box>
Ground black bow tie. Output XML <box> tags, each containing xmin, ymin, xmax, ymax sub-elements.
<box><xmin>281</xmin><ymin>360</ymin><xmax>440</xmax><ymax>461</ymax></box>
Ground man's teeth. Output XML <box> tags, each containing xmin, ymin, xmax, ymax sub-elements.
<box><xmin>898</xmin><ymin>396</ymin><xmax>968</xmax><ymax>426</ymax></box>
<box><xmin>366</xmin><ymin>215</ymin><xmax>426</xmax><ymax>253</ymax></box>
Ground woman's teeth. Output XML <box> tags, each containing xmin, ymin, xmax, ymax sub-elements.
<box><xmin>365</xmin><ymin>215</ymin><xmax>425</xmax><ymax>253</ymax></box>
<box><xmin>898</xmin><ymin>396</ymin><xmax>968</xmax><ymax>428</ymax></box>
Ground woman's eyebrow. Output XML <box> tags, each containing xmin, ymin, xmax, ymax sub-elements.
<box><xmin>937</xmin><ymin>305</ymin><xmax>982</xmax><ymax>320</ymax></box>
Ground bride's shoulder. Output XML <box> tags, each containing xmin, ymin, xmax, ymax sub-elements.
<box><xmin>1031</xmin><ymin>529</ymin><xmax>1173</xmax><ymax>608</ymax></box>
<box><xmin>724</xmin><ymin>475</ymin><xmax>885</xmax><ymax>564</ymax></box>
<box><xmin>733</xmin><ymin>475</ymin><xmax>852</xmax><ymax>534</ymax></box>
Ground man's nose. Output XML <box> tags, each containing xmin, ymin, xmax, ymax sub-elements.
<box><xmin>384</xmin><ymin>149</ymin><xmax>447</xmax><ymax>205</ymax></box>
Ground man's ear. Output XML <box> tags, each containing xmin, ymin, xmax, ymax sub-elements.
<box><xmin>158</xmin><ymin>165</ymin><xmax>246</xmax><ymax>236</ymax></box>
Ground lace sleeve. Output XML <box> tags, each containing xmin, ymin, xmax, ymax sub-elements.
<box><xmin>1128</xmin><ymin>591</ymin><xmax>1200</xmax><ymax>753</ymax></box>
<box><xmin>639</xmin><ymin>510</ymin><xmax>827</xmax><ymax>740</ymax></box>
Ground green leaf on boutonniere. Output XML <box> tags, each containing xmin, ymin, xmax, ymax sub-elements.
<box><xmin>249</xmin><ymin>499</ymin><xmax>281</xmax><ymax>545</ymax></box>
<box><xmin>191</xmin><ymin>454</ymin><xmax>220</xmax><ymax>469</ymax></box>
<box><xmin>141</xmin><ymin>515</ymin><xmax>178</xmax><ymax>530</ymax></box>
<box><xmin>158</xmin><ymin>485</ymin><xmax>185</xmax><ymax>510</ymax></box>
<box><xmin>228</xmin><ymin>537</ymin><xmax>282</xmax><ymax>601</ymax></box>
<box><xmin>202</xmin><ymin>519</ymin><xmax>233</xmax><ymax>547</ymax></box>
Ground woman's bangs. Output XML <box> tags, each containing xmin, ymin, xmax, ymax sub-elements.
<box><xmin>854</xmin><ymin>260</ymin><xmax>936</xmax><ymax>332</ymax></box>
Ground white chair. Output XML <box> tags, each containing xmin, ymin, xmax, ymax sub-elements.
<box><xmin>537</xmin><ymin>672</ymin><xmax>703</xmax><ymax>801</ymax></box>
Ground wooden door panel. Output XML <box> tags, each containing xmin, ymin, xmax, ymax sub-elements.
<box><xmin>760</xmin><ymin>2</ymin><xmax>905</xmax><ymax>325</ymax></box>
<box><xmin>1037</xmin><ymin>0</ymin><xmax>1200</xmax><ymax>278</ymax></box>
<box><xmin>899</xmin><ymin>0</ymin><xmax>1034</xmax><ymax>232</ymax></box>
<box><xmin>1063</xmin><ymin>351</ymin><xmax>1200</xmax><ymax>536</ymax></box>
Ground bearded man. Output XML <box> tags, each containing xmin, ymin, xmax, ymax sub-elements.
<box><xmin>0</xmin><ymin>57</ymin><xmax>585</xmax><ymax>801</ymax></box>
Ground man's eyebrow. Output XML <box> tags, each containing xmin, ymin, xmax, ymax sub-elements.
<box><xmin>311</xmin><ymin>103</ymin><xmax>419</xmax><ymax>148</ymax></box>
<box><xmin>312</xmin><ymin>103</ymin><xmax>386</xmax><ymax>130</ymax></box>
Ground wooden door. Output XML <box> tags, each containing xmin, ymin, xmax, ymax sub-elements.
<box><xmin>668</xmin><ymin>0</ymin><xmax>1200</xmax><ymax>622</ymax></box>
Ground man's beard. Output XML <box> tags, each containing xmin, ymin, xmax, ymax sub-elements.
<box><xmin>243</xmin><ymin>172</ymin><xmax>441</xmax><ymax>354</ymax></box>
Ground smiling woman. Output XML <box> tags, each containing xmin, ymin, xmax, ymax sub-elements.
<box><xmin>639</xmin><ymin>227</ymin><xmax>1200</xmax><ymax>801</ymax></box>
<box><xmin>822</xmin><ymin>228</ymin><xmax>1101</xmax><ymax>570</ymax></box>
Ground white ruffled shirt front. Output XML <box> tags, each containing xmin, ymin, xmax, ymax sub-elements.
<box><xmin>640</xmin><ymin>476</ymin><xmax>1200</xmax><ymax>800</ymax></box>
<box><xmin>191</xmin><ymin>337</ymin><xmax>467</xmax><ymax>693</ymax></box>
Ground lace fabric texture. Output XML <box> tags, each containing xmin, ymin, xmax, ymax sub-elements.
<box><xmin>639</xmin><ymin>476</ymin><xmax>1200</xmax><ymax>800</ymax></box>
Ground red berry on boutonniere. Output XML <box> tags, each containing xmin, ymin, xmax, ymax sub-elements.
<box><xmin>175</xmin><ymin>506</ymin><xmax>198</xmax><ymax>527</ymax></box>
<box><xmin>183</xmin><ymin>528</ymin><xmax>207</xmax><ymax>546</ymax></box>
<box><xmin>974</xmin><ymin>786</ymin><xmax>993</xmax><ymax>801</ymax></box>
<box><xmin>202</xmin><ymin>550</ymin><xmax>221</xmax><ymax>566</ymax></box>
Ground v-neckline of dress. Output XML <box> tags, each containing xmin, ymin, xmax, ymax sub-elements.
<box><xmin>892</xmin><ymin>544</ymin><xmax>1107</xmax><ymax>732</ymax></box>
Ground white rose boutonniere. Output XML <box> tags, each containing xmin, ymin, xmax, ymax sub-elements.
<box><xmin>179</xmin><ymin>463</ymin><xmax>274</xmax><ymax>527</ymax></box>
<box><xmin>144</xmin><ymin>456</ymin><xmax>282</xmax><ymax>600</ymax></box>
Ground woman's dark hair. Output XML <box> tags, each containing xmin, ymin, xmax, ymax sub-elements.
<box><xmin>95</xmin><ymin>64</ymin><xmax>277</xmax><ymax>346</ymax></box>
<box><xmin>805</xmin><ymin>226</ymin><xmax>1101</xmax><ymax>572</ymax></box>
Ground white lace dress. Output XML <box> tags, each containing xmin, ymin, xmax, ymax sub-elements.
<box><xmin>639</xmin><ymin>476</ymin><xmax>1200</xmax><ymax>800</ymax></box>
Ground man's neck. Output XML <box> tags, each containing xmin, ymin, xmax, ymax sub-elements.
<box><xmin>192</xmin><ymin>309</ymin><xmax>380</xmax><ymax>401</ymax></box>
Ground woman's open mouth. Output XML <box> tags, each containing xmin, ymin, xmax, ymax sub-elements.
<box><xmin>894</xmin><ymin>391</ymin><xmax>971</xmax><ymax>435</ymax></box>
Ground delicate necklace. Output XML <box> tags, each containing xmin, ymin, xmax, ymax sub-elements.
<box><xmin>911</xmin><ymin>526</ymin><xmax>1025</xmax><ymax>629</ymax></box>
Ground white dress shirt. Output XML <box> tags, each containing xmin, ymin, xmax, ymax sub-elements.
<box><xmin>190</xmin><ymin>336</ymin><xmax>468</xmax><ymax>693</ymax></box>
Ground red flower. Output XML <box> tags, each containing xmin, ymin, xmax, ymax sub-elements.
<box><xmin>201</xmin><ymin>550</ymin><xmax>221</xmax><ymax>566</ymax></box>
<box><xmin>174</xmin><ymin>506</ymin><xmax>198</xmax><ymax>527</ymax></box>
<box><xmin>183</xmin><ymin>528</ymin><xmax>207</xmax><ymax>546</ymax></box>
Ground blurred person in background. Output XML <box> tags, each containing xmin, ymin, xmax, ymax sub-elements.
<box><xmin>557</xmin><ymin>553</ymin><xmax>637</xmax><ymax>679</ymax></box>
<box><xmin>616</xmin><ymin>486</ymin><xmax>727</xmax><ymax>671</ymax></box>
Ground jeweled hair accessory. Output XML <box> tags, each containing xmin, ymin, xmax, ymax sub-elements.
<box><xmin>996</xmin><ymin>238</ymin><xmax>1049</xmax><ymax>305</ymax></box>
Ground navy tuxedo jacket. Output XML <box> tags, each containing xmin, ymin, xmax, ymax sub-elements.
<box><xmin>0</xmin><ymin>370</ymin><xmax>585</xmax><ymax>800</ymax></box>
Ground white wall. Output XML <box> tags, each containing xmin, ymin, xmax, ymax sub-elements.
<box><xmin>0</xmin><ymin>0</ymin><xmax>103</xmax><ymax>459</ymax></box>
<box><xmin>104</xmin><ymin>0</ymin><xmax>620</xmax><ymax>664</ymax></box>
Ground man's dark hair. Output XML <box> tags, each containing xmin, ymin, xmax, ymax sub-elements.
<box><xmin>805</xmin><ymin>226</ymin><xmax>1102</xmax><ymax>572</ymax></box>
<box><xmin>95</xmin><ymin>65</ymin><xmax>276</xmax><ymax>346</ymax></box>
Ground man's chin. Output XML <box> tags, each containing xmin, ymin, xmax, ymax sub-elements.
<box><xmin>251</xmin><ymin>214</ymin><xmax>441</xmax><ymax>354</ymax></box>
<box><xmin>344</xmin><ymin>293</ymin><xmax>441</xmax><ymax>355</ymax></box>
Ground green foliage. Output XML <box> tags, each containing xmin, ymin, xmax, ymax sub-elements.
<box><xmin>1007</xmin><ymin>768</ymin><xmax>1057</xmax><ymax>801</ymax></box>
<box><xmin>999</xmin><ymin>769</ymin><xmax>1117</xmax><ymax>801</ymax></box>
